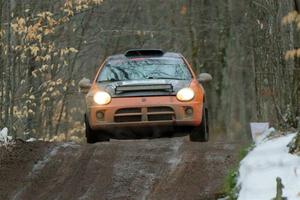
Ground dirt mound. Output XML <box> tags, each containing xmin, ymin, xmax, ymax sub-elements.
<box><xmin>0</xmin><ymin>140</ymin><xmax>53</xmax><ymax>200</ymax></box>
<box><xmin>0</xmin><ymin>137</ymin><xmax>242</xmax><ymax>200</ymax></box>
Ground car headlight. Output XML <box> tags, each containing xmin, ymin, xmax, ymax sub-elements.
<box><xmin>93</xmin><ymin>91</ymin><xmax>111</xmax><ymax>105</ymax></box>
<box><xmin>176</xmin><ymin>88</ymin><xmax>195</xmax><ymax>102</ymax></box>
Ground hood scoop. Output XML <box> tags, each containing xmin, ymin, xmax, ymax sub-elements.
<box><xmin>115</xmin><ymin>84</ymin><xmax>173</xmax><ymax>94</ymax></box>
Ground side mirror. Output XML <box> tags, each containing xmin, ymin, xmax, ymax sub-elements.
<box><xmin>198</xmin><ymin>73</ymin><xmax>213</xmax><ymax>83</ymax></box>
<box><xmin>79</xmin><ymin>78</ymin><xmax>92</xmax><ymax>93</ymax></box>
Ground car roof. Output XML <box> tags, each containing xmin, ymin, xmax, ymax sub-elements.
<box><xmin>106</xmin><ymin>49</ymin><xmax>183</xmax><ymax>61</ymax></box>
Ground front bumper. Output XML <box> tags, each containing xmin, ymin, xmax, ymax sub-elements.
<box><xmin>87</xmin><ymin>96</ymin><xmax>203</xmax><ymax>130</ymax></box>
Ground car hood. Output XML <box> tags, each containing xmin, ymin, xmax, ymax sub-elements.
<box><xmin>97</xmin><ymin>79</ymin><xmax>192</xmax><ymax>97</ymax></box>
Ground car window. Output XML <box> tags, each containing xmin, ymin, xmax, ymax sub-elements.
<box><xmin>97</xmin><ymin>57</ymin><xmax>192</xmax><ymax>82</ymax></box>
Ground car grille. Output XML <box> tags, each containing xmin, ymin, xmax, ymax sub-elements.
<box><xmin>116</xmin><ymin>108</ymin><xmax>142</xmax><ymax>114</ymax></box>
<box><xmin>114</xmin><ymin>115</ymin><xmax>142</xmax><ymax>122</ymax></box>
<box><xmin>114</xmin><ymin>108</ymin><xmax>142</xmax><ymax>122</ymax></box>
<box><xmin>114</xmin><ymin>107</ymin><xmax>175</xmax><ymax>123</ymax></box>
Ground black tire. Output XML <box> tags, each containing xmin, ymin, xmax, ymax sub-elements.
<box><xmin>85</xmin><ymin>117</ymin><xmax>98</xmax><ymax>144</ymax></box>
<box><xmin>189</xmin><ymin>107</ymin><xmax>209</xmax><ymax>142</ymax></box>
<box><xmin>85</xmin><ymin>115</ymin><xmax>109</xmax><ymax>144</ymax></box>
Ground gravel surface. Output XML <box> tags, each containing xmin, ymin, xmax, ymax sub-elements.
<box><xmin>0</xmin><ymin>136</ymin><xmax>243</xmax><ymax>200</ymax></box>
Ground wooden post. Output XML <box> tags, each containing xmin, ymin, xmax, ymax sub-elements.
<box><xmin>272</xmin><ymin>177</ymin><xmax>287</xmax><ymax>200</ymax></box>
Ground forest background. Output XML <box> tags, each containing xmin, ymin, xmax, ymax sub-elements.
<box><xmin>0</xmin><ymin>0</ymin><xmax>299</xmax><ymax>141</ymax></box>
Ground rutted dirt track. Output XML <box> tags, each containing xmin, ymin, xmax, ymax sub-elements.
<box><xmin>0</xmin><ymin>136</ymin><xmax>242</xmax><ymax>200</ymax></box>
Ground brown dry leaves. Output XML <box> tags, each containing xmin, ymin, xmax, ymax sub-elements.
<box><xmin>282</xmin><ymin>11</ymin><xmax>300</xmax><ymax>60</ymax></box>
<box><xmin>2</xmin><ymin>0</ymin><xmax>103</xmax><ymax>126</ymax></box>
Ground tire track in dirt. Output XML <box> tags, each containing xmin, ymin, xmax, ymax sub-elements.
<box><xmin>148</xmin><ymin>141</ymin><xmax>240</xmax><ymax>200</ymax></box>
<box><xmin>105</xmin><ymin>138</ymin><xmax>184</xmax><ymax>200</ymax></box>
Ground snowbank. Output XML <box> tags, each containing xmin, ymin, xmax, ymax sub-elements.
<box><xmin>26</xmin><ymin>138</ymin><xmax>37</xmax><ymax>142</ymax></box>
<box><xmin>237</xmin><ymin>132</ymin><xmax>300</xmax><ymax>200</ymax></box>
<box><xmin>0</xmin><ymin>127</ymin><xmax>12</xmax><ymax>145</ymax></box>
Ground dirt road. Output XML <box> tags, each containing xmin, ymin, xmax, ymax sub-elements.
<box><xmin>0</xmin><ymin>136</ymin><xmax>242</xmax><ymax>200</ymax></box>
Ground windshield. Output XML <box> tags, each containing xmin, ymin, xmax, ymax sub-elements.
<box><xmin>97</xmin><ymin>57</ymin><xmax>192</xmax><ymax>82</ymax></box>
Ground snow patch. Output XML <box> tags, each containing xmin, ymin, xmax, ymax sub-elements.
<box><xmin>167</xmin><ymin>139</ymin><xmax>183</xmax><ymax>172</ymax></box>
<box><xmin>140</xmin><ymin>171</ymin><xmax>156</xmax><ymax>200</ymax></box>
<box><xmin>168</xmin><ymin>157</ymin><xmax>182</xmax><ymax>168</ymax></box>
<box><xmin>30</xmin><ymin>146</ymin><xmax>60</xmax><ymax>176</ymax></box>
<box><xmin>78</xmin><ymin>186</ymin><xmax>95</xmax><ymax>200</ymax></box>
<box><xmin>26</xmin><ymin>138</ymin><xmax>37</xmax><ymax>142</ymax></box>
<box><xmin>237</xmin><ymin>133</ymin><xmax>300</xmax><ymax>200</ymax></box>
<box><xmin>205</xmin><ymin>154</ymin><xmax>225</xmax><ymax>162</ymax></box>
<box><xmin>61</xmin><ymin>142</ymin><xmax>80</xmax><ymax>148</ymax></box>
<box><xmin>30</xmin><ymin>143</ymin><xmax>78</xmax><ymax>175</ymax></box>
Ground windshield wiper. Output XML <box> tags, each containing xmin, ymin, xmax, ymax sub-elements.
<box><xmin>150</xmin><ymin>77</ymin><xmax>187</xmax><ymax>80</ymax></box>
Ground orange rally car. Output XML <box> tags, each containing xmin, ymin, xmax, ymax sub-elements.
<box><xmin>79</xmin><ymin>49</ymin><xmax>212</xmax><ymax>143</ymax></box>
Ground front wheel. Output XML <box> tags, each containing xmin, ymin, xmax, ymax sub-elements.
<box><xmin>189</xmin><ymin>107</ymin><xmax>209</xmax><ymax>142</ymax></box>
<box><xmin>85</xmin><ymin>115</ymin><xmax>109</xmax><ymax>144</ymax></box>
